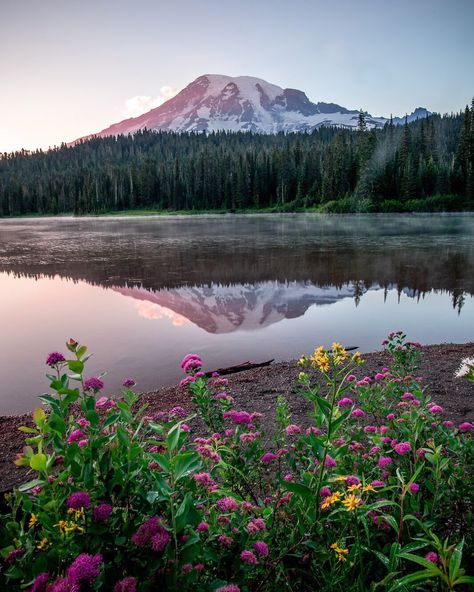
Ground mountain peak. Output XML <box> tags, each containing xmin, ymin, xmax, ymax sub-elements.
<box><xmin>75</xmin><ymin>74</ymin><xmax>431</xmax><ymax>141</ymax></box>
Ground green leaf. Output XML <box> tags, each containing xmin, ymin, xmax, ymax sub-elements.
<box><xmin>456</xmin><ymin>576</ymin><xmax>474</xmax><ymax>584</ymax></box>
<box><xmin>18</xmin><ymin>426</ymin><xmax>36</xmax><ymax>433</ymax></box>
<box><xmin>166</xmin><ymin>423</ymin><xmax>181</xmax><ymax>453</ymax></box>
<box><xmin>448</xmin><ymin>538</ymin><xmax>464</xmax><ymax>582</ymax></box>
<box><xmin>32</xmin><ymin>408</ymin><xmax>46</xmax><ymax>427</ymax></box>
<box><xmin>77</xmin><ymin>345</ymin><xmax>88</xmax><ymax>358</ymax></box>
<box><xmin>151</xmin><ymin>453</ymin><xmax>170</xmax><ymax>473</ymax></box>
<box><xmin>29</xmin><ymin>453</ymin><xmax>47</xmax><ymax>471</ymax></box>
<box><xmin>281</xmin><ymin>481</ymin><xmax>313</xmax><ymax>500</ymax></box>
<box><xmin>398</xmin><ymin>552</ymin><xmax>442</xmax><ymax>574</ymax></box>
<box><xmin>389</xmin><ymin>569</ymin><xmax>437</xmax><ymax>590</ymax></box>
<box><xmin>174</xmin><ymin>452</ymin><xmax>202</xmax><ymax>481</ymax></box>
<box><xmin>18</xmin><ymin>479</ymin><xmax>44</xmax><ymax>492</ymax></box>
<box><xmin>67</xmin><ymin>360</ymin><xmax>84</xmax><ymax>374</ymax></box>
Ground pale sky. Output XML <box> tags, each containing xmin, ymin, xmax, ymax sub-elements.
<box><xmin>1</xmin><ymin>0</ymin><xmax>473</xmax><ymax>153</ymax></box>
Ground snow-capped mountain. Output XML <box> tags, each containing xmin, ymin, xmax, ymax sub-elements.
<box><xmin>113</xmin><ymin>281</ymin><xmax>373</xmax><ymax>334</ymax></box>
<box><xmin>77</xmin><ymin>74</ymin><xmax>430</xmax><ymax>140</ymax></box>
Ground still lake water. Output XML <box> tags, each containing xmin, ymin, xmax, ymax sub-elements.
<box><xmin>1</xmin><ymin>213</ymin><xmax>473</xmax><ymax>414</ymax></box>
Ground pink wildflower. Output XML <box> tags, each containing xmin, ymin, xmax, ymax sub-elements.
<box><xmin>197</xmin><ymin>522</ymin><xmax>209</xmax><ymax>532</ymax></box>
<box><xmin>351</xmin><ymin>408</ymin><xmax>365</xmax><ymax>417</ymax></box>
<box><xmin>409</xmin><ymin>482</ymin><xmax>420</xmax><ymax>493</ymax></box>
<box><xmin>114</xmin><ymin>577</ymin><xmax>137</xmax><ymax>592</ymax></box>
<box><xmin>459</xmin><ymin>422</ymin><xmax>474</xmax><ymax>431</ymax></box>
<box><xmin>218</xmin><ymin>534</ymin><xmax>233</xmax><ymax>547</ymax></box>
<box><xmin>241</xmin><ymin>550</ymin><xmax>258</xmax><ymax>565</ymax></box>
<box><xmin>216</xmin><ymin>497</ymin><xmax>239</xmax><ymax>512</ymax></box>
<box><xmin>285</xmin><ymin>424</ymin><xmax>301</xmax><ymax>435</ymax></box>
<box><xmin>254</xmin><ymin>541</ymin><xmax>269</xmax><ymax>557</ymax></box>
<box><xmin>378</xmin><ymin>456</ymin><xmax>392</xmax><ymax>468</ymax></box>
<box><xmin>324</xmin><ymin>454</ymin><xmax>336</xmax><ymax>468</ymax></box>
<box><xmin>394</xmin><ymin>441</ymin><xmax>411</xmax><ymax>455</ymax></box>
<box><xmin>425</xmin><ymin>551</ymin><xmax>439</xmax><ymax>564</ymax></box>
<box><xmin>260</xmin><ymin>452</ymin><xmax>278</xmax><ymax>463</ymax></box>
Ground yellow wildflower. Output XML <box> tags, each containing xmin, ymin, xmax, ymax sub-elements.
<box><xmin>333</xmin><ymin>476</ymin><xmax>347</xmax><ymax>483</ymax></box>
<box><xmin>297</xmin><ymin>355</ymin><xmax>308</xmax><ymax>367</ymax></box>
<box><xmin>55</xmin><ymin>519</ymin><xmax>85</xmax><ymax>535</ymax></box>
<box><xmin>37</xmin><ymin>537</ymin><xmax>48</xmax><ymax>550</ymax></box>
<box><xmin>332</xmin><ymin>342</ymin><xmax>348</xmax><ymax>365</ymax></box>
<box><xmin>347</xmin><ymin>483</ymin><xmax>362</xmax><ymax>492</ymax></box>
<box><xmin>331</xmin><ymin>543</ymin><xmax>349</xmax><ymax>561</ymax></box>
<box><xmin>54</xmin><ymin>520</ymin><xmax>68</xmax><ymax>533</ymax></box>
<box><xmin>342</xmin><ymin>494</ymin><xmax>362</xmax><ymax>512</ymax></box>
<box><xmin>28</xmin><ymin>514</ymin><xmax>38</xmax><ymax>528</ymax></box>
<box><xmin>331</xmin><ymin>491</ymin><xmax>343</xmax><ymax>501</ymax></box>
<box><xmin>351</xmin><ymin>351</ymin><xmax>364</xmax><ymax>365</ymax></box>
<box><xmin>362</xmin><ymin>484</ymin><xmax>376</xmax><ymax>493</ymax></box>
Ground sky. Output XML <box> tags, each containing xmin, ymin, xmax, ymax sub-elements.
<box><xmin>1</xmin><ymin>0</ymin><xmax>473</xmax><ymax>153</ymax></box>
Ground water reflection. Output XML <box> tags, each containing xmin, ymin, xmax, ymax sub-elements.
<box><xmin>0</xmin><ymin>214</ymin><xmax>473</xmax><ymax>413</ymax></box>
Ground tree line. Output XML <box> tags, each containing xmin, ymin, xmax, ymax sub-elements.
<box><xmin>0</xmin><ymin>102</ymin><xmax>473</xmax><ymax>216</ymax></box>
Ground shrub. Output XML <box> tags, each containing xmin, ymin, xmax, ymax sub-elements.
<box><xmin>0</xmin><ymin>335</ymin><xmax>473</xmax><ymax>591</ymax></box>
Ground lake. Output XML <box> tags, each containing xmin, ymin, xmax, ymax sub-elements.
<box><xmin>0</xmin><ymin>213</ymin><xmax>473</xmax><ymax>414</ymax></box>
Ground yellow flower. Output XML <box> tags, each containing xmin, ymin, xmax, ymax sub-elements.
<box><xmin>332</xmin><ymin>342</ymin><xmax>348</xmax><ymax>365</ymax></box>
<box><xmin>351</xmin><ymin>351</ymin><xmax>364</xmax><ymax>365</ymax></box>
<box><xmin>362</xmin><ymin>484</ymin><xmax>376</xmax><ymax>493</ymax></box>
<box><xmin>54</xmin><ymin>520</ymin><xmax>68</xmax><ymax>533</ymax></box>
<box><xmin>28</xmin><ymin>514</ymin><xmax>38</xmax><ymax>528</ymax></box>
<box><xmin>342</xmin><ymin>494</ymin><xmax>362</xmax><ymax>512</ymax></box>
<box><xmin>347</xmin><ymin>483</ymin><xmax>362</xmax><ymax>492</ymax></box>
<box><xmin>331</xmin><ymin>491</ymin><xmax>343</xmax><ymax>501</ymax></box>
<box><xmin>37</xmin><ymin>537</ymin><xmax>48</xmax><ymax>550</ymax></box>
<box><xmin>297</xmin><ymin>355</ymin><xmax>308</xmax><ymax>367</ymax></box>
<box><xmin>331</xmin><ymin>543</ymin><xmax>349</xmax><ymax>561</ymax></box>
<box><xmin>333</xmin><ymin>476</ymin><xmax>347</xmax><ymax>482</ymax></box>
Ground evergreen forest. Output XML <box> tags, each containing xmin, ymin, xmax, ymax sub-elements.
<box><xmin>0</xmin><ymin>103</ymin><xmax>473</xmax><ymax>216</ymax></box>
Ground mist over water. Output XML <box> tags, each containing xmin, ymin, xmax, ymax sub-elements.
<box><xmin>1</xmin><ymin>213</ymin><xmax>473</xmax><ymax>414</ymax></box>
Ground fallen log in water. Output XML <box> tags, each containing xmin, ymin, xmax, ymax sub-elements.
<box><xmin>205</xmin><ymin>359</ymin><xmax>274</xmax><ymax>377</ymax></box>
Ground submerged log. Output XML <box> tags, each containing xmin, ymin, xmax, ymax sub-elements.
<box><xmin>205</xmin><ymin>359</ymin><xmax>274</xmax><ymax>377</ymax></box>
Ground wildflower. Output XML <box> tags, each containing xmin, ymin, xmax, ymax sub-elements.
<box><xmin>285</xmin><ymin>424</ymin><xmax>301</xmax><ymax>435</ymax></box>
<box><xmin>324</xmin><ymin>454</ymin><xmax>337</xmax><ymax>468</ymax></box>
<box><xmin>197</xmin><ymin>521</ymin><xmax>209</xmax><ymax>532</ymax></box>
<box><xmin>386</xmin><ymin>413</ymin><xmax>395</xmax><ymax>421</ymax></box>
<box><xmin>37</xmin><ymin>537</ymin><xmax>48</xmax><ymax>550</ymax></box>
<box><xmin>321</xmin><ymin>491</ymin><xmax>342</xmax><ymax>509</ymax></box>
<box><xmin>151</xmin><ymin>528</ymin><xmax>171</xmax><ymax>552</ymax></box>
<box><xmin>409</xmin><ymin>482</ymin><xmax>420</xmax><ymax>494</ymax></box>
<box><xmin>241</xmin><ymin>550</ymin><xmax>258</xmax><ymax>565</ymax></box>
<box><xmin>364</xmin><ymin>425</ymin><xmax>377</xmax><ymax>433</ymax></box>
<box><xmin>169</xmin><ymin>406</ymin><xmax>187</xmax><ymax>419</ymax></box>
<box><xmin>342</xmin><ymin>494</ymin><xmax>361</xmax><ymax>511</ymax></box>
<box><xmin>254</xmin><ymin>541</ymin><xmax>269</xmax><ymax>557</ymax></box>
<box><xmin>260</xmin><ymin>452</ymin><xmax>278</xmax><ymax>463</ymax></box>
<box><xmin>67</xmin><ymin>553</ymin><xmax>102</xmax><ymax>584</ymax></box>
<box><xmin>217</xmin><ymin>497</ymin><xmax>239</xmax><ymax>512</ymax></box>
<box><xmin>194</xmin><ymin>472</ymin><xmax>214</xmax><ymax>487</ymax></box>
<box><xmin>93</xmin><ymin>503</ymin><xmax>113</xmax><ymax>522</ymax></box>
<box><xmin>224</xmin><ymin>410</ymin><xmax>252</xmax><ymax>425</ymax></box>
<box><xmin>67</xmin><ymin>428</ymin><xmax>86</xmax><ymax>445</ymax></box>
<box><xmin>114</xmin><ymin>577</ymin><xmax>138</xmax><ymax>592</ymax></box>
<box><xmin>454</xmin><ymin>357</ymin><xmax>474</xmax><ymax>378</ymax></box>
<box><xmin>31</xmin><ymin>573</ymin><xmax>50</xmax><ymax>592</ymax></box>
<box><xmin>29</xmin><ymin>513</ymin><xmax>38</xmax><ymax>528</ymax></box>
<box><xmin>425</xmin><ymin>551</ymin><xmax>439</xmax><ymax>564</ymax></box>
<box><xmin>362</xmin><ymin>484</ymin><xmax>376</xmax><ymax>493</ymax></box>
<box><xmin>5</xmin><ymin>548</ymin><xmax>25</xmax><ymax>564</ymax></box>
<box><xmin>459</xmin><ymin>422</ymin><xmax>474</xmax><ymax>431</ymax></box>
<box><xmin>319</xmin><ymin>486</ymin><xmax>331</xmax><ymax>497</ymax></box>
<box><xmin>46</xmin><ymin>352</ymin><xmax>66</xmax><ymax>366</ymax></box>
<box><xmin>347</xmin><ymin>374</ymin><xmax>356</xmax><ymax>382</ymax></box>
<box><xmin>306</xmin><ymin>426</ymin><xmax>321</xmax><ymax>435</ymax></box>
<box><xmin>337</xmin><ymin>397</ymin><xmax>353</xmax><ymax>407</ymax></box>
<box><xmin>443</xmin><ymin>420</ymin><xmax>454</xmax><ymax>427</ymax></box>
<box><xmin>179</xmin><ymin>376</ymin><xmax>195</xmax><ymax>387</ymax></box>
<box><xmin>180</xmin><ymin>353</ymin><xmax>202</xmax><ymax>371</ymax></box>
<box><xmin>218</xmin><ymin>534</ymin><xmax>233</xmax><ymax>547</ymax></box>
<box><xmin>394</xmin><ymin>441</ymin><xmax>411</xmax><ymax>455</ymax></box>
<box><xmin>78</xmin><ymin>439</ymin><xmax>88</xmax><ymax>448</ymax></box>
<box><xmin>67</xmin><ymin>492</ymin><xmax>91</xmax><ymax>510</ymax></box>
<box><xmin>131</xmin><ymin>517</ymin><xmax>162</xmax><ymax>547</ymax></box>
<box><xmin>429</xmin><ymin>405</ymin><xmax>443</xmax><ymax>414</ymax></box>
<box><xmin>374</xmin><ymin>373</ymin><xmax>384</xmax><ymax>381</ymax></box>
<box><xmin>216</xmin><ymin>585</ymin><xmax>240</xmax><ymax>592</ymax></box>
<box><xmin>351</xmin><ymin>408</ymin><xmax>365</xmax><ymax>417</ymax></box>
<box><xmin>378</xmin><ymin>456</ymin><xmax>392</xmax><ymax>468</ymax></box>
<box><xmin>331</xmin><ymin>543</ymin><xmax>349</xmax><ymax>561</ymax></box>
<box><xmin>83</xmin><ymin>377</ymin><xmax>104</xmax><ymax>391</ymax></box>
<box><xmin>77</xmin><ymin>418</ymin><xmax>91</xmax><ymax>428</ymax></box>
<box><xmin>352</xmin><ymin>351</ymin><xmax>364</xmax><ymax>364</ymax></box>
<box><xmin>246</xmin><ymin>518</ymin><xmax>266</xmax><ymax>533</ymax></box>
<box><xmin>283</xmin><ymin>473</ymin><xmax>293</xmax><ymax>481</ymax></box>
<box><xmin>346</xmin><ymin>475</ymin><xmax>360</xmax><ymax>486</ymax></box>
<box><xmin>194</xmin><ymin>564</ymin><xmax>205</xmax><ymax>571</ymax></box>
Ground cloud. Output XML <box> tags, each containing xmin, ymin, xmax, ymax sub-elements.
<box><xmin>122</xmin><ymin>86</ymin><xmax>179</xmax><ymax>118</ymax></box>
<box><xmin>135</xmin><ymin>301</ymin><xmax>188</xmax><ymax>326</ymax></box>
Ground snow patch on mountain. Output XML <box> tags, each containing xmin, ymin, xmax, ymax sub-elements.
<box><xmin>76</xmin><ymin>74</ymin><xmax>431</xmax><ymax>142</ymax></box>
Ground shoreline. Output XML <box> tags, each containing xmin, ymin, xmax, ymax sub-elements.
<box><xmin>1</xmin><ymin>341</ymin><xmax>473</xmax><ymax>494</ymax></box>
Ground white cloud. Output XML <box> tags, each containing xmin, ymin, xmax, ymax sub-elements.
<box><xmin>122</xmin><ymin>86</ymin><xmax>179</xmax><ymax>118</ymax></box>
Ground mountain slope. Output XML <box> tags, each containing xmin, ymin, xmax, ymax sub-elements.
<box><xmin>77</xmin><ymin>74</ymin><xmax>430</xmax><ymax>140</ymax></box>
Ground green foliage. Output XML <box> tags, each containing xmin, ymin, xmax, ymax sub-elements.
<box><xmin>0</xmin><ymin>336</ymin><xmax>473</xmax><ymax>591</ymax></box>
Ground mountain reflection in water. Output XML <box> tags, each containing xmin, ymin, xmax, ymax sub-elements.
<box><xmin>0</xmin><ymin>214</ymin><xmax>473</xmax><ymax>413</ymax></box>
